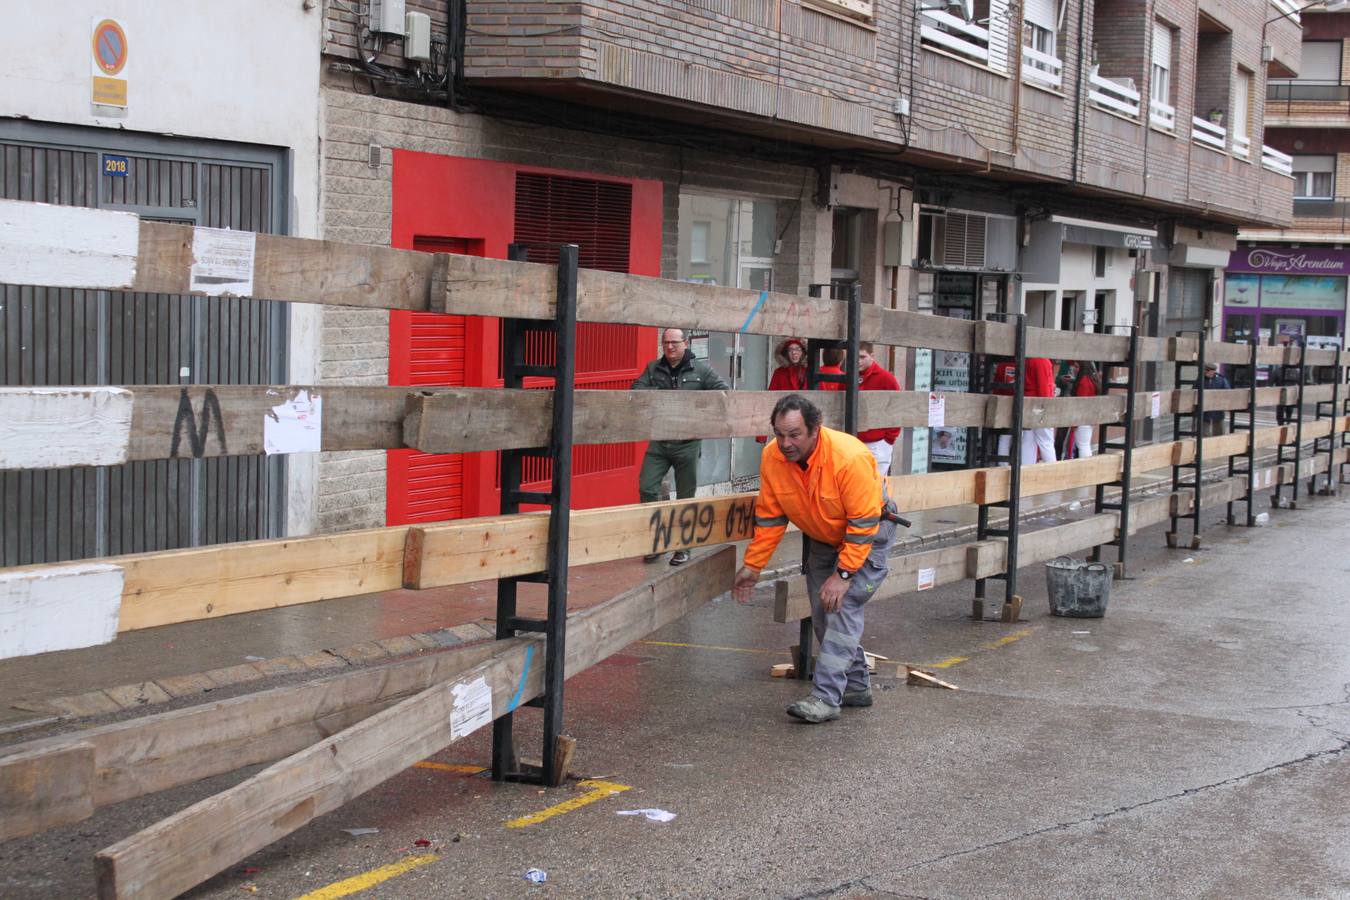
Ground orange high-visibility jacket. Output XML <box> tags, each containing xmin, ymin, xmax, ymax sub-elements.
<box><xmin>743</xmin><ymin>426</ymin><xmax>884</xmax><ymax>572</ymax></box>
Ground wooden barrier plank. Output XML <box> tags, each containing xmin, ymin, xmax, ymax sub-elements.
<box><xmin>0</xmin><ymin>387</ymin><xmax>134</xmax><ymax>469</ymax></box>
<box><xmin>93</xmin><ymin>548</ymin><xmax>735</xmax><ymax>900</ymax></box>
<box><xmin>113</xmin><ymin>527</ymin><xmax>410</xmax><ymax>631</ymax></box>
<box><xmin>0</xmin><ymin>564</ymin><xmax>124</xmax><ymax>660</ymax></box>
<box><xmin>8</xmin><ymin>198</ymin><xmax>1306</xmax><ymax>368</ymax></box>
<box><xmin>0</xmin><ymin>384</ymin><xmax>1144</xmax><ymax>468</ymax></box>
<box><xmin>0</xmin><ymin>638</ymin><xmax>503</xmax><ymax>841</ymax></box>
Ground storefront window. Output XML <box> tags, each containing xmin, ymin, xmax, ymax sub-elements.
<box><xmin>677</xmin><ymin>193</ymin><xmax>777</xmax><ymax>486</ymax></box>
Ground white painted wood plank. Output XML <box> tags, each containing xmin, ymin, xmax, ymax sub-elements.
<box><xmin>0</xmin><ymin>388</ymin><xmax>134</xmax><ymax>468</ymax></box>
<box><xmin>0</xmin><ymin>564</ymin><xmax>125</xmax><ymax>660</ymax></box>
<box><xmin>0</xmin><ymin>200</ymin><xmax>139</xmax><ymax>289</ymax></box>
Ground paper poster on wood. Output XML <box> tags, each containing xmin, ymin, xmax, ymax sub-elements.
<box><xmin>1150</xmin><ymin>392</ymin><xmax>1162</xmax><ymax>418</ymax></box>
<box><xmin>190</xmin><ymin>227</ymin><xmax>256</xmax><ymax>297</ymax></box>
<box><xmin>928</xmin><ymin>392</ymin><xmax>945</xmax><ymax>428</ymax></box>
<box><xmin>264</xmin><ymin>390</ymin><xmax>322</xmax><ymax>455</ymax></box>
<box><xmin>917</xmin><ymin>567</ymin><xmax>937</xmax><ymax>591</ymax></box>
<box><xmin>449</xmin><ymin>676</ymin><xmax>493</xmax><ymax>739</ymax></box>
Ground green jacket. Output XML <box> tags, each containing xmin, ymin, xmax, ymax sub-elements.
<box><xmin>632</xmin><ymin>350</ymin><xmax>729</xmax><ymax>392</ymax></box>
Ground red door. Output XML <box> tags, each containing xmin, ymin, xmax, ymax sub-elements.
<box><xmin>387</xmin><ymin>154</ymin><xmax>661</xmax><ymax>524</ymax></box>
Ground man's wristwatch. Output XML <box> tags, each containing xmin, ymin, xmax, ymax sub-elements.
<box><xmin>836</xmin><ymin>567</ymin><xmax>855</xmax><ymax>581</ymax></box>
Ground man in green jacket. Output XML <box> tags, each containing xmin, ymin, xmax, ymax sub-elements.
<box><xmin>632</xmin><ymin>327</ymin><xmax>730</xmax><ymax>565</ymax></box>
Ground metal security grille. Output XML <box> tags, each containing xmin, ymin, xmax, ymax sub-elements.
<box><xmin>0</xmin><ymin>129</ymin><xmax>285</xmax><ymax>566</ymax></box>
<box><xmin>512</xmin><ymin>173</ymin><xmax>640</xmax><ymax>490</ymax></box>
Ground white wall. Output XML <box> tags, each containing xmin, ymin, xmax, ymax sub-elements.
<box><xmin>1023</xmin><ymin>243</ymin><xmax>1136</xmax><ymax>332</ymax></box>
<box><xmin>0</xmin><ymin>0</ymin><xmax>324</xmax><ymax>535</ymax></box>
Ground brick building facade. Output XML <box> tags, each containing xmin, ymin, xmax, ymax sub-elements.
<box><xmin>309</xmin><ymin>0</ymin><xmax>1306</xmax><ymax>534</ymax></box>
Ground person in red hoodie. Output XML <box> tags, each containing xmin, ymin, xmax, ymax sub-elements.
<box><xmin>857</xmin><ymin>342</ymin><xmax>901</xmax><ymax>474</ymax></box>
<box><xmin>768</xmin><ymin>338</ymin><xmax>808</xmax><ymax>391</ymax></box>
<box><xmin>1023</xmin><ymin>356</ymin><xmax>1058</xmax><ymax>463</ymax></box>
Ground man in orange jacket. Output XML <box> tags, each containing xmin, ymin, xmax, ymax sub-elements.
<box><xmin>731</xmin><ymin>394</ymin><xmax>898</xmax><ymax>723</ymax></box>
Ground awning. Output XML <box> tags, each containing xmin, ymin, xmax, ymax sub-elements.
<box><xmin>1051</xmin><ymin>215</ymin><xmax>1158</xmax><ymax>250</ymax></box>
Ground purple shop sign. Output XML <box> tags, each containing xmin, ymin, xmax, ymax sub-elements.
<box><xmin>1228</xmin><ymin>246</ymin><xmax>1350</xmax><ymax>275</ymax></box>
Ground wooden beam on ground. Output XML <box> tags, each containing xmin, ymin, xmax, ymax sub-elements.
<box><xmin>0</xmin><ymin>742</ymin><xmax>95</xmax><ymax>841</ymax></box>
<box><xmin>93</xmin><ymin>548</ymin><xmax>735</xmax><ymax>900</ymax></box>
<box><xmin>0</xmin><ymin>638</ymin><xmax>504</xmax><ymax>841</ymax></box>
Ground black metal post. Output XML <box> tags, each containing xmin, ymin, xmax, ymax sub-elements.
<box><xmin>1091</xmin><ymin>325</ymin><xmax>1137</xmax><ymax>579</ymax></box>
<box><xmin>1275</xmin><ymin>344</ymin><xmax>1306</xmax><ymax>509</ymax></box>
<box><xmin>974</xmin><ymin>313</ymin><xmax>1025</xmax><ymax>621</ymax></box>
<box><xmin>1167</xmin><ymin>333</ymin><xmax>1203</xmax><ymax>550</ymax></box>
<box><xmin>490</xmin><ymin>243</ymin><xmax>578</xmax><ymax>786</ymax></box>
<box><xmin>1227</xmin><ymin>341</ymin><xmax>1259</xmax><ymax>527</ymax></box>
<box><xmin>1311</xmin><ymin>339</ymin><xmax>1341</xmax><ymax>496</ymax></box>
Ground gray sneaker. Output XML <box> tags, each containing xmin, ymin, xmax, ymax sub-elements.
<box><xmin>669</xmin><ymin>550</ymin><xmax>690</xmax><ymax>566</ymax></box>
<box><xmin>841</xmin><ymin>687</ymin><xmax>873</xmax><ymax>708</ymax></box>
<box><xmin>786</xmin><ymin>695</ymin><xmax>841</xmax><ymax>723</ymax></box>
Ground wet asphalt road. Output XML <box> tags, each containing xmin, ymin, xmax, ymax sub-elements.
<box><xmin>3</xmin><ymin>495</ymin><xmax>1349</xmax><ymax>899</ymax></box>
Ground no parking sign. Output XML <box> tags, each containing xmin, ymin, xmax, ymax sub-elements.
<box><xmin>90</xmin><ymin>18</ymin><xmax>129</xmax><ymax>108</ymax></box>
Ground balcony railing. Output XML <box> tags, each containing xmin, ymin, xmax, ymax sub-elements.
<box><xmin>1022</xmin><ymin>45</ymin><xmax>1063</xmax><ymax>90</ymax></box>
<box><xmin>1293</xmin><ymin>197</ymin><xmax>1350</xmax><ymax>230</ymax></box>
<box><xmin>1270</xmin><ymin>0</ymin><xmax>1302</xmax><ymax>23</ymax></box>
<box><xmin>1233</xmin><ymin>134</ymin><xmax>1252</xmax><ymax>161</ymax></box>
<box><xmin>1268</xmin><ymin>83</ymin><xmax>1350</xmax><ymax>101</ymax></box>
<box><xmin>1192</xmin><ymin>115</ymin><xmax>1226</xmax><ymax>151</ymax></box>
<box><xmin>1266</xmin><ymin>82</ymin><xmax>1350</xmax><ymax>119</ymax></box>
<box><xmin>1089</xmin><ymin>71</ymin><xmax>1140</xmax><ymax>118</ymax></box>
<box><xmin>1149</xmin><ymin>98</ymin><xmax>1176</xmax><ymax>131</ymax></box>
<box><xmin>1262</xmin><ymin>144</ymin><xmax>1294</xmax><ymax>176</ymax></box>
<box><xmin>920</xmin><ymin>7</ymin><xmax>990</xmax><ymax>68</ymax></box>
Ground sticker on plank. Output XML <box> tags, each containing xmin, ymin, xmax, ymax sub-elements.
<box><xmin>917</xmin><ymin>567</ymin><xmax>937</xmax><ymax>591</ymax></box>
<box><xmin>264</xmin><ymin>389</ymin><xmax>322</xmax><ymax>455</ymax></box>
<box><xmin>190</xmin><ymin>226</ymin><xmax>256</xmax><ymax>297</ymax></box>
<box><xmin>0</xmin><ymin>199</ymin><xmax>139</xmax><ymax>289</ymax></box>
<box><xmin>0</xmin><ymin>564</ymin><xmax>124</xmax><ymax>660</ymax></box>
<box><xmin>0</xmin><ymin>387</ymin><xmax>133</xmax><ymax>469</ymax></box>
<box><xmin>449</xmin><ymin>676</ymin><xmax>493</xmax><ymax>739</ymax></box>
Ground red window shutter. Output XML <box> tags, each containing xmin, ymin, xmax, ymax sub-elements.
<box><xmin>386</xmin><ymin>236</ymin><xmax>483</xmax><ymax>524</ymax></box>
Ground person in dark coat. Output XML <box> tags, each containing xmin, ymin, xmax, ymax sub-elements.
<box><xmin>1202</xmin><ymin>362</ymin><xmax>1232</xmax><ymax>437</ymax></box>
<box><xmin>632</xmin><ymin>327</ymin><xmax>730</xmax><ymax>564</ymax></box>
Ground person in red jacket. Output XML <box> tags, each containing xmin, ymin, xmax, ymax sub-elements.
<box><xmin>768</xmin><ymin>338</ymin><xmax>808</xmax><ymax>391</ymax></box>
<box><xmin>857</xmin><ymin>342</ymin><xmax>901</xmax><ymax>474</ymax></box>
<box><xmin>1023</xmin><ymin>356</ymin><xmax>1058</xmax><ymax>463</ymax></box>
<box><xmin>1063</xmin><ymin>360</ymin><xmax>1101</xmax><ymax>459</ymax></box>
<box><xmin>818</xmin><ymin>348</ymin><xmax>845</xmax><ymax>390</ymax></box>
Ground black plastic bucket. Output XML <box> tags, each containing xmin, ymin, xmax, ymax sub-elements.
<box><xmin>1045</xmin><ymin>556</ymin><xmax>1111</xmax><ymax>618</ymax></box>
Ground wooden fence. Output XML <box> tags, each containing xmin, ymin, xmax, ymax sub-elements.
<box><xmin>0</xmin><ymin>197</ymin><xmax>1347</xmax><ymax>898</ymax></box>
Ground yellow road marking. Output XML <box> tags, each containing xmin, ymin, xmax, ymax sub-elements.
<box><xmin>292</xmin><ymin>854</ymin><xmax>437</xmax><ymax>900</ymax></box>
<box><xmin>981</xmin><ymin>627</ymin><xmax>1034</xmax><ymax>650</ymax></box>
<box><xmin>930</xmin><ymin>656</ymin><xmax>970</xmax><ymax>669</ymax></box>
<box><xmin>640</xmin><ymin>640</ymin><xmax>783</xmax><ymax>655</ymax></box>
<box><xmin>414</xmin><ymin>762</ymin><xmax>486</xmax><ymax>775</ymax></box>
<box><xmin>505</xmin><ymin>779</ymin><xmax>632</xmax><ymax>829</ymax></box>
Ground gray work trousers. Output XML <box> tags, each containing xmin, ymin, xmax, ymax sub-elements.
<box><xmin>803</xmin><ymin>519</ymin><xmax>898</xmax><ymax>706</ymax></box>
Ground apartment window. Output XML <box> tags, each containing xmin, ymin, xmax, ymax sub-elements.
<box><xmin>1298</xmin><ymin>41</ymin><xmax>1342</xmax><ymax>85</ymax></box>
<box><xmin>1292</xmin><ymin>156</ymin><xmax>1335</xmax><ymax>199</ymax></box>
<box><xmin>805</xmin><ymin>0</ymin><xmax>873</xmax><ymax>21</ymax></box>
<box><xmin>1024</xmin><ymin>0</ymin><xmax>1058</xmax><ymax>58</ymax></box>
<box><xmin>1234</xmin><ymin>70</ymin><xmax>1251</xmax><ymax>137</ymax></box>
<box><xmin>1150</xmin><ymin>20</ymin><xmax>1176</xmax><ymax>130</ymax></box>
<box><xmin>1094</xmin><ymin>246</ymin><xmax>1109</xmax><ymax>278</ymax></box>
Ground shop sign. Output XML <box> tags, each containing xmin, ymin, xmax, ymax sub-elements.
<box><xmin>1229</xmin><ymin>247</ymin><xmax>1350</xmax><ymax>275</ymax></box>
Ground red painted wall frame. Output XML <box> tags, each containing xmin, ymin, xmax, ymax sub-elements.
<box><xmin>387</xmin><ymin>151</ymin><xmax>662</xmax><ymax>524</ymax></box>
